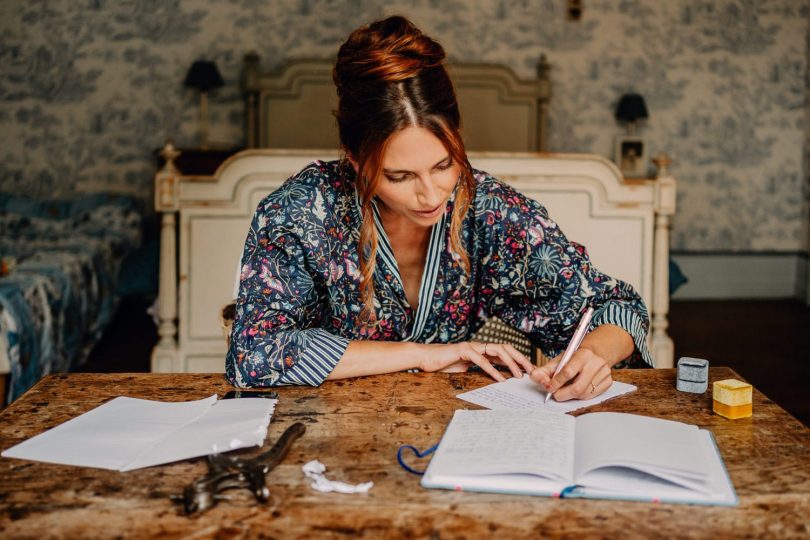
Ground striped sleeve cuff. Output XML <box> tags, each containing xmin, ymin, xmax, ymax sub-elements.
<box><xmin>279</xmin><ymin>328</ymin><xmax>350</xmax><ymax>386</ymax></box>
<box><xmin>592</xmin><ymin>302</ymin><xmax>654</xmax><ymax>367</ymax></box>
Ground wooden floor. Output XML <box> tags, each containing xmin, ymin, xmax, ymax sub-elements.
<box><xmin>81</xmin><ymin>297</ymin><xmax>810</xmax><ymax>426</ymax></box>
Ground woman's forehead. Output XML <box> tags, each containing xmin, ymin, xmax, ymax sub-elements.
<box><xmin>382</xmin><ymin>126</ymin><xmax>449</xmax><ymax>171</ymax></box>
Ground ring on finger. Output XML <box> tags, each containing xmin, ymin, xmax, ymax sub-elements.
<box><xmin>484</xmin><ymin>343</ymin><xmax>489</xmax><ymax>355</ymax></box>
<box><xmin>590</xmin><ymin>382</ymin><xmax>596</xmax><ymax>393</ymax></box>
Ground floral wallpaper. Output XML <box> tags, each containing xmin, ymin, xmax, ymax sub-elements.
<box><xmin>0</xmin><ymin>0</ymin><xmax>807</xmax><ymax>252</ymax></box>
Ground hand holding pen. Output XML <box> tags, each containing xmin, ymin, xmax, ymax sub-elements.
<box><xmin>531</xmin><ymin>307</ymin><xmax>611</xmax><ymax>402</ymax></box>
<box><xmin>543</xmin><ymin>307</ymin><xmax>593</xmax><ymax>402</ymax></box>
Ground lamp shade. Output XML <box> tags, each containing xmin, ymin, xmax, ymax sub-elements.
<box><xmin>184</xmin><ymin>60</ymin><xmax>224</xmax><ymax>91</ymax></box>
<box><xmin>615</xmin><ymin>93</ymin><xmax>649</xmax><ymax>123</ymax></box>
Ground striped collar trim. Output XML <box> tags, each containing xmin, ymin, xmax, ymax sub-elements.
<box><xmin>354</xmin><ymin>189</ymin><xmax>447</xmax><ymax>341</ymax></box>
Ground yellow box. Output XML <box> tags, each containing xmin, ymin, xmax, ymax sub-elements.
<box><xmin>712</xmin><ymin>400</ymin><xmax>752</xmax><ymax>420</ymax></box>
<box><xmin>712</xmin><ymin>379</ymin><xmax>752</xmax><ymax>419</ymax></box>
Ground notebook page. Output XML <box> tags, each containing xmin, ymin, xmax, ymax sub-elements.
<box><xmin>576</xmin><ymin>431</ymin><xmax>737</xmax><ymax>505</ymax></box>
<box><xmin>425</xmin><ymin>409</ymin><xmax>576</xmax><ymax>483</ymax></box>
<box><xmin>573</xmin><ymin>412</ymin><xmax>710</xmax><ymax>486</ymax></box>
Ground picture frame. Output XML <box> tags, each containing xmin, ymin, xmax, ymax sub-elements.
<box><xmin>614</xmin><ymin>135</ymin><xmax>648</xmax><ymax>178</ymax></box>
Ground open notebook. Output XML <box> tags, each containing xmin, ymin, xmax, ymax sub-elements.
<box><xmin>421</xmin><ymin>410</ymin><xmax>738</xmax><ymax>506</ymax></box>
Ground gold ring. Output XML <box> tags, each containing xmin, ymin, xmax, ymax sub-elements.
<box><xmin>484</xmin><ymin>343</ymin><xmax>489</xmax><ymax>355</ymax></box>
<box><xmin>590</xmin><ymin>382</ymin><xmax>596</xmax><ymax>393</ymax></box>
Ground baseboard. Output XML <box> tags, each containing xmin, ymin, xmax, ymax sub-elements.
<box><xmin>671</xmin><ymin>252</ymin><xmax>806</xmax><ymax>300</ymax></box>
<box><xmin>797</xmin><ymin>253</ymin><xmax>809</xmax><ymax>303</ymax></box>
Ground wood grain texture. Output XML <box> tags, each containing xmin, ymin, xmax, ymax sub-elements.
<box><xmin>1</xmin><ymin>368</ymin><xmax>808</xmax><ymax>539</ymax></box>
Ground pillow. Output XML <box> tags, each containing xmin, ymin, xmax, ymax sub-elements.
<box><xmin>669</xmin><ymin>258</ymin><xmax>688</xmax><ymax>295</ymax></box>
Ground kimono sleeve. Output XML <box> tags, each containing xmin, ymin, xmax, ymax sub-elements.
<box><xmin>477</xmin><ymin>179</ymin><xmax>654</xmax><ymax>367</ymax></box>
<box><xmin>225</xmin><ymin>199</ymin><xmax>349</xmax><ymax>387</ymax></box>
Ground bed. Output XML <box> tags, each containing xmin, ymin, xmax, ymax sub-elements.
<box><xmin>0</xmin><ymin>193</ymin><xmax>143</xmax><ymax>404</ymax></box>
<box><xmin>151</xmin><ymin>55</ymin><xmax>676</xmax><ymax>375</ymax></box>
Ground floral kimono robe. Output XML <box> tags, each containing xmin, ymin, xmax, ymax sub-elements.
<box><xmin>226</xmin><ymin>160</ymin><xmax>652</xmax><ymax>387</ymax></box>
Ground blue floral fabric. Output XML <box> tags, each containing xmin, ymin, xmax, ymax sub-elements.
<box><xmin>0</xmin><ymin>193</ymin><xmax>142</xmax><ymax>403</ymax></box>
<box><xmin>227</xmin><ymin>160</ymin><xmax>652</xmax><ymax>388</ymax></box>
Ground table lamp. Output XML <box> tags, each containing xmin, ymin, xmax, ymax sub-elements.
<box><xmin>614</xmin><ymin>93</ymin><xmax>649</xmax><ymax>177</ymax></box>
<box><xmin>184</xmin><ymin>59</ymin><xmax>224</xmax><ymax>149</ymax></box>
<box><xmin>615</xmin><ymin>93</ymin><xmax>649</xmax><ymax>135</ymax></box>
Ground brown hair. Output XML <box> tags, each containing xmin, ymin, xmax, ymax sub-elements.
<box><xmin>333</xmin><ymin>15</ymin><xmax>474</xmax><ymax>321</ymax></box>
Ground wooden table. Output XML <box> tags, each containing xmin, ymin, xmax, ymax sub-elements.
<box><xmin>1</xmin><ymin>368</ymin><xmax>808</xmax><ymax>538</ymax></box>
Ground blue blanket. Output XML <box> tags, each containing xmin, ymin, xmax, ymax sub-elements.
<box><xmin>0</xmin><ymin>193</ymin><xmax>142</xmax><ymax>403</ymax></box>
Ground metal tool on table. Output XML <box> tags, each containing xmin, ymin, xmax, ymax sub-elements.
<box><xmin>172</xmin><ymin>422</ymin><xmax>306</xmax><ymax>515</ymax></box>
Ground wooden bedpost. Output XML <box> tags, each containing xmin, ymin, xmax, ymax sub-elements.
<box><xmin>536</xmin><ymin>54</ymin><xmax>551</xmax><ymax>152</ymax></box>
<box><xmin>152</xmin><ymin>141</ymin><xmax>181</xmax><ymax>372</ymax></box>
<box><xmin>651</xmin><ymin>154</ymin><xmax>676</xmax><ymax>368</ymax></box>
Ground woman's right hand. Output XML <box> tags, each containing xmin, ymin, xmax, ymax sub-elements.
<box><xmin>418</xmin><ymin>342</ymin><xmax>534</xmax><ymax>382</ymax></box>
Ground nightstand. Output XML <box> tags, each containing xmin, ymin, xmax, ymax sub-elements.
<box><xmin>154</xmin><ymin>146</ymin><xmax>243</xmax><ymax>176</ymax></box>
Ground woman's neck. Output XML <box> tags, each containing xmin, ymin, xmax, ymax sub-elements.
<box><xmin>377</xmin><ymin>204</ymin><xmax>431</xmax><ymax>309</ymax></box>
<box><xmin>377</xmin><ymin>204</ymin><xmax>431</xmax><ymax>248</ymax></box>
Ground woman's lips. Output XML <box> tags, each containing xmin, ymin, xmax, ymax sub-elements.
<box><xmin>413</xmin><ymin>203</ymin><xmax>444</xmax><ymax>218</ymax></box>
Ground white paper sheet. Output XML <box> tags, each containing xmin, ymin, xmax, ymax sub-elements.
<box><xmin>1</xmin><ymin>394</ymin><xmax>277</xmax><ymax>471</ymax></box>
<box><xmin>457</xmin><ymin>375</ymin><xmax>636</xmax><ymax>413</ymax></box>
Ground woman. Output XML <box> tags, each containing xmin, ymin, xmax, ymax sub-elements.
<box><xmin>226</xmin><ymin>16</ymin><xmax>652</xmax><ymax>401</ymax></box>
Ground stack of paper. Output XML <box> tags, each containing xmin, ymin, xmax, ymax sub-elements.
<box><xmin>1</xmin><ymin>394</ymin><xmax>276</xmax><ymax>471</ymax></box>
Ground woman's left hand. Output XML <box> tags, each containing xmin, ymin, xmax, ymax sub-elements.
<box><xmin>529</xmin><ymin>347</ymin><xmax>612</xmax><ymax>401</ymax></box>
<box><xmin>421</xmin><ymin>341</ymin><xmax>534</xmax><ymax>381</ymax></box>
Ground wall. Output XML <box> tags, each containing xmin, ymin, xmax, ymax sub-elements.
<box><xmin>803</xmin><ymin>16</ymin><xmax>810</xmax><ymax>302</ymax></box>
<box><xmin>0</xmin><ymin>1</ymin><xmax>807</xmax><ymax>295</ymax></box>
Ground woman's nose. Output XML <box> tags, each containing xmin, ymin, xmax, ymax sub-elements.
<box><xmin>416</xmin><ymin>177</ymin><xmax>440</xmax><ymax>206</ymax></box>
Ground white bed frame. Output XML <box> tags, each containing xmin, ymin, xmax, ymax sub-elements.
<box><xmin>153</xmin><ymin>148</ymin><xmax>675</xmax><ymax>372</ymax></box>
<box><xmin>151</xmin><ymin>58</ymin><xmax>676</xmax><ymax>374</ymax></box>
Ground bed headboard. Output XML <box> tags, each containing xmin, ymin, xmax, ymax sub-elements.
<box><xmin>151</xmin><ymin>57</ymin><xmax>676</xmax><ymax>375</ymax></box>
<box><xmin>242</xmin><ymin>53</ymin><xmax>551</xmax><ymax>152</ymax></box>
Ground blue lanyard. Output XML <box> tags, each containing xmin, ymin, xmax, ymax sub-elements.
<box><xmin>396</xmin><ymin>444</ymin><xmax>438</xmax><ymax>475</ymax></box>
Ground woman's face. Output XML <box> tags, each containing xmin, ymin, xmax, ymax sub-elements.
<box><xmin>372</xmin><ymin>126</ymin><xmax>461</xmax><ymax>228</ymax></box>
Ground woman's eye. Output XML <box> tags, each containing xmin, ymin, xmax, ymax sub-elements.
<box><xmin>435</xmin><ymin>159</ymin><xmax>454</xmax><ymax>171</ymax></box>
<box><xmin>385</xmin><ymin>174</ymin><xmax>409</xmax><ymax>183</ymax></box>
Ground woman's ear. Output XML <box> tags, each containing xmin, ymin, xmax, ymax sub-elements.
<box><xmin>345</xmin><ymin>152</ymin><xmax>360</xmax><ymax>175</ymax></box>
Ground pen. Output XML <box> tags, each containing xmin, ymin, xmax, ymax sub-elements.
<box><xmin>544</xmin><ymin>306</ymin><xmax>594</xmax><ymax>403</ymax></box>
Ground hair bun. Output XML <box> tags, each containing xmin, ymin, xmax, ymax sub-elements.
<box><xmin>334</xmin><ymin>16</ymin><xmax>446</xmax><ymax>93</ymax></box>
